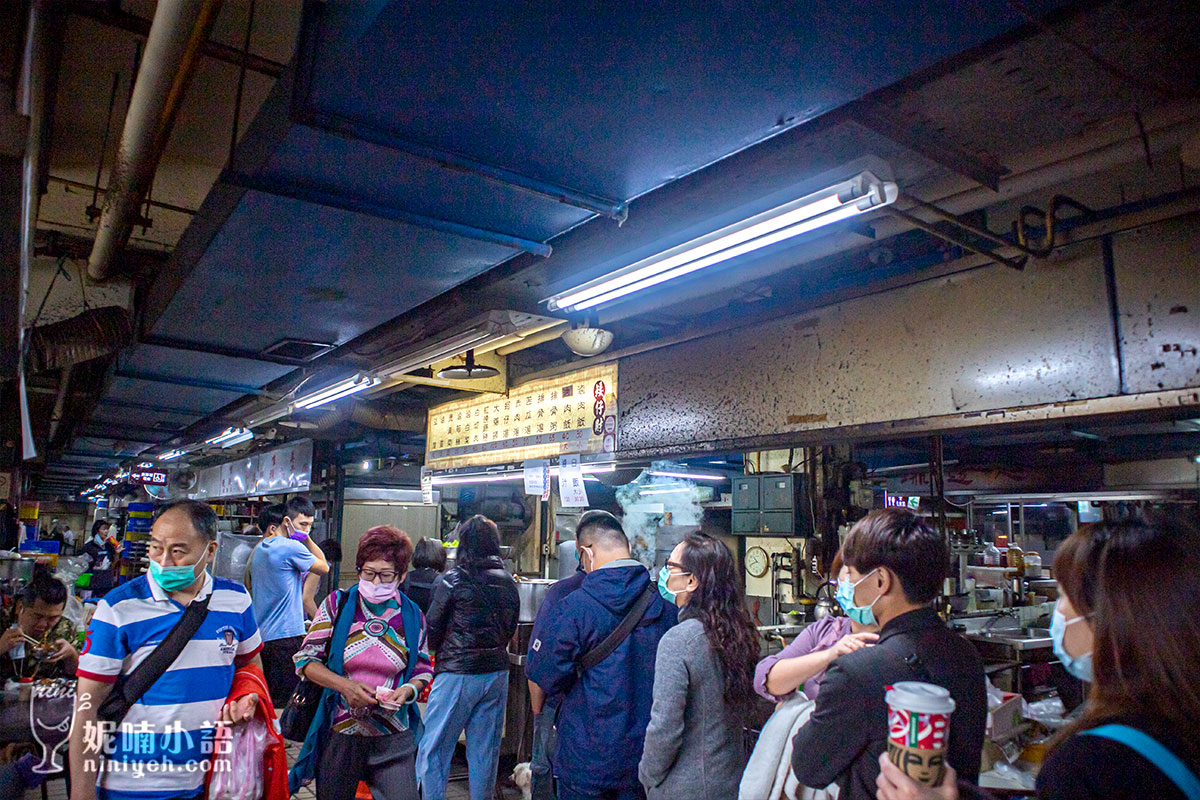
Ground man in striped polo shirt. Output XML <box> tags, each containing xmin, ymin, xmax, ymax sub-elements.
<box><xmin>69</xmin><ymin>500</ymin><xmax>264</xmax><ymax>800</ymax></box>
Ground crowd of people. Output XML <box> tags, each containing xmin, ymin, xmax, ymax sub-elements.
<box><xmin>55</xmin><ymin>495</ymin><xmax>1199</xmax><ymax>800</ymax></box>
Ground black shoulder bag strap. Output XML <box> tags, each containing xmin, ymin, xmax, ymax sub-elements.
<box><xmin>97</xmin><ymin>593</ymin><xmax>212</xmax><ymax>725</ymax></box>
<box><xmin>577</xmin><ymin>583</ymin><xmax>657</xmax><ymax>676</ymax></box>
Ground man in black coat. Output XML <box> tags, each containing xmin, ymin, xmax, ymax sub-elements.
<box><xmin>791</xmin><ymin>509</ymin><xmax>986</xmax><ymax>800</ymax></box>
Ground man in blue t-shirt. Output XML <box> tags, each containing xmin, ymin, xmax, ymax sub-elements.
<box><xmin>249</xmin><ymin>496</ymin><xmax>329</xmax><ymax>707</ymax></box>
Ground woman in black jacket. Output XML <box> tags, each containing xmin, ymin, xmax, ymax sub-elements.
<box><xmin>402</xmin><ymin>536</ymin><xmax>446</xmax><ymax>614</ymax></box>
<box><xmin>876</xmin><ymin>516</ymin><xmax>1200</xmax><ymax>800</ymax></box>
<box><xmin>415</xmin><ymin>515</ymin><xmax>519</xmax><ymax>800</ymax></box>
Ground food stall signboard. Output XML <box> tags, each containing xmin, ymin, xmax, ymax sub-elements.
<box><xmin>131</xmin><ymin>470</ymin><xmax>168</xmax><ymax>486</ymax></box>
<box><xmin>426</xmin><ymin>364</ymin><xmax>618</xmax><ymax>469</ymax></box>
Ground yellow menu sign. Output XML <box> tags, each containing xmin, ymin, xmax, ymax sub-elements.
<box><xmin>426</xmin><ymin>364</ymin><xmax>618</xmax><ymax>469</ymax></box>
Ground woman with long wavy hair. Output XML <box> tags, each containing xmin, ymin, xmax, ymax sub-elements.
<box><xmin>639</xmin><ymin>531</ymin><xmax>763</xmax><ymax>800</ymax></box>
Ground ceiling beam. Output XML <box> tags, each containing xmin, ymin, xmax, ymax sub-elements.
<box><xmin>140</xmin><ymin>333</ymin><xmax>320</xmax><ymax>367</ymax></box>
<box><xmin>114</xmin><ymin>368</ymin><xmax>274</xmax><ymax>396</ymax></box>
<box><xmin>223</xmin><ymin>172</ymin><xmax>553</xmax><ymax>257</ymax></box>
<box><xmin>97</xmin><ymin>397</ymin><xmax>210</xmax><ymax>417</ymax></box>
<box><xmin>847</xmin><ymin>101</ymin><xmax>1009</xmax><ymax>192</ymax></box>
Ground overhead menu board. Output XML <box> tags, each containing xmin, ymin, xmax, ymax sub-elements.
<box><xmin>426</xmin><ymin>364</ymin><xmax>618</xmax><ymax>469</ymax></box>
<box><xmin>191</xmin><ymin>439</ymin><xmax>314</xmax><ymax>499</ymax></box>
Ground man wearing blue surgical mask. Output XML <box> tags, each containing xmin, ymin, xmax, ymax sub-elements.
<box><xmin>70</xmin><ymin>500</ymin><xmax>264</xmax><ymax>800</ymax></box>
<box><xmin>790</xmin><ymin>509</ymin><xmax>987</xmax><ymax>800</ymax></box>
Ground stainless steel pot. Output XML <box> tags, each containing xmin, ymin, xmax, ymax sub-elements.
<box><xmin>516</xmin><ymin>579</ymin><xmax>557</xmax><ymax>622</ymax></box>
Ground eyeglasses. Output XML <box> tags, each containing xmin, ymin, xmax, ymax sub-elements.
<box><xmin>357</xmin><ymin>567</ymin><xmax>398</xmax><ymax>583</ymax></box>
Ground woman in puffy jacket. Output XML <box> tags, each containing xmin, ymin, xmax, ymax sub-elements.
<box><xmin>415</xmin><ymin>515</ymin><xmax>520</xmax><ymax>800</ymax></box>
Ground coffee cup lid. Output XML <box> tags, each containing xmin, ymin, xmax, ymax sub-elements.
<box><xmin>886</xmin><ymin>681</ymin><xmax>956</xmax><ymax>715</ymax></box>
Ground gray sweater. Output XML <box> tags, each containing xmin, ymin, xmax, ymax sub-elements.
<box><xmin>638</xmin><ymin>614</ymin><xmax>747</xmax><ymax>800</ymax></box>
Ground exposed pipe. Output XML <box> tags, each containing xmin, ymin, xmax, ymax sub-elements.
<box><xmin>87</xmin><ymin>0</ymin><xmax>224</xmax><ymax>281</ymax></box>
<box><xmin>599</xmin><ymin>103</ymin><xmax>1200</xmax><ymax>324</ymax></box>
<box><xmin>46</xmin><ymin>364</ymin><xmax>73</xmax><ymax>445</ymax></box>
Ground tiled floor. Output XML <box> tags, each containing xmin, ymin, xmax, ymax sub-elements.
<box><xmin>28</xmin><ymin>741</ymin><xmax>523</xmax><ymax>799</ymax></box>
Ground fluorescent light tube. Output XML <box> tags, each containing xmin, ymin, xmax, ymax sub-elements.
<box><xmin>546</xmin><ymin>170</ymin><xmax>898</xmax><ymax>313</ymax></box>
<box><xmin>431</xmin><ymin>472</ymin><xmax>524</xmax><ymax>486</ymax></box>
<box><xmin>206</xmin><ymin>427</ymin><xmax>252</xmax><ymax>446</ymax></box>
<box><xmin>220</xmin><ymin>429</ymin><xmax>254</xmax><ymax>448</ymax></box>
<box><xmin>377</xmin><ymin>330</ymin><xmax>496</xmax><ymax>378</ymax></box>
<box><xmin>648</xmin><ymin>470</ymin><xmax>727</xmax><ymax>482</ymax></box>
<box><xmin>294</xmin><ymin>374</ymin><xmax>380</xmax><ymax>409</ymax></box>
<box><xmin>641</xmin><ymin>487</ymin><xmax>692</xmax><ymax>495</ymax></box>
<box><xmin>430</xmin><ymin>462</ymin><xmax>617</xmax><ymax>486</ymax></box>
<box><xmin>159</xmin><ymin>449</ymin><xmax>185</xmax><ymax>461</ymax></box>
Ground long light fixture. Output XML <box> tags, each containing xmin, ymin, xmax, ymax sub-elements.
<box><xmin>293</xmin><ymin>374</ymin><xmax>381</xmax><ymax>409</ymax></box>
<box><xmin>158</xmin><ymin>449</ymin><xmax>185</xmax><ymax>461</ymax></box>
<box><xmin>648</xmin><ymin>470</ymin><xmax>727</xmax><ymax>482</ymax></box>
<box><xmin>429</xmin><ymin>462</ymin><xmax>617</xmax><ymax>486</ymax></box>
<box><xmin>545</xmin><ymin>170</ymin><xmax>898</xmax><ymax>313</ymax></box>
<box><xmin>641</xmin><ymin>487</ymin><xmax>692</xmax><ymax>495</ymax></box>
<box><xmin>375</xmin><ymin>311</ymin><xmax>564</xmax><ymax>379</ymax></box>
<box><xmin>206</xmin><ymin>427</ymin><xmax>253</xmax><ymax>447</ymax></box>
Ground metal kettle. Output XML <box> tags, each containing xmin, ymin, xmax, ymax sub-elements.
<box><xmin>813</xmin><ymin>580</ymin><xmax>836</xmax><ymax>621</ymax></box>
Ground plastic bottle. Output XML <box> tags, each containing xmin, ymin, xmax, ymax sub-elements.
<box><xmin>1007</xmin><ymin>542</ymin><xmax>1024</xmax><ymax>574</ymax></box>
<box><xmin>983</xmin><ymin>541</ymin><xmax>1001</xmax><ymax>567</ymax></box>
<box><xmin>1024</xmin><ymin>551</ymin><xmax>1042</xmax><ymax>578</ymax></box>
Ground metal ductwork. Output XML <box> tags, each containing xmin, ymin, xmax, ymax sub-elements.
<box><xmin>87</xmin><ymin>0</ymin><xmax>223</xmax><ymax>281</ymax></box>
<box><xmin>311</xmin><ymin>403</ymin><xmax>425</xmax><ymax>432</ymax></box>
<box><xmin>26</xmin><ymin>306</ymin><xmax>133</xmax><ymax>372</ymax></box>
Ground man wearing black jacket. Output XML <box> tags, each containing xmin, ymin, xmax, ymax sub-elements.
<box><xmin>792</xmin><ymin>509</ymin><xmax>986</xmax><ymax>799</ymax></box>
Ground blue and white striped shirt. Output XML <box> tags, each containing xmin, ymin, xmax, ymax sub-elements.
<box><xmin>78</xmin><ymin>572</ymin><xmax>262</xmax><ymax>800</ymax></box>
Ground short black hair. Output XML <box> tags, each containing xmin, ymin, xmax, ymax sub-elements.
<box><xmin>317</xmin><ymin>537</ymin><xmax>342</xmax><ymax>563</ymax></box>
<box><xmin>153</xmin><ymin>499</ymin><xmax>219</xmax><ymax>542</ymax></box>
<box><xmin>412</xmin><ymin>537</ymin><xmax>447</xmax><ymax>571</ymax></box>
<box><xmin>841</xmin><ymin>509</ymin><xmax>948</xmax><ymax>604</ymax></box>
<box><xmin>22</xmin><ymin>565</ymin><xmax>66</xmax><ymax>608</ymax></box>
<box><xmin>286</xmin><ymin>495</ymin><xmax>316</xmax><ymax>518</ymax></box>
<box><xmin>577</xmin><ymin>509</ymin><xmax>628</xmax><ymax>550</ymax></box>
<box><xmin>258</xmin><ymin>503</ymin><xmax>286</xmax><ymax>534</ymax></box>
<box><xmin>91</xmin><ymin>519</ymin><xmax>111</xmax><ymax>537</ymax></box>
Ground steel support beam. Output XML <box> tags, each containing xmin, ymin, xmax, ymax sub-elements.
<box><xmin>114</xmin><ymin>368</ymin><xmax>273</xmax><ymax>396</ymax></box>
<box><xmin>223</xmin><ymin>172</ymin><xmax>553</xmax><ymax>257</ymax></box>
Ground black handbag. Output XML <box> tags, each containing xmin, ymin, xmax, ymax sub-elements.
<box><xmin>280</xmin><ymin>590</ymin><xmax>352</xmax><ymax>741</ymax></box>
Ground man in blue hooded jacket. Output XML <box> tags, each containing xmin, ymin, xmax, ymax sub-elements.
<box><xmin>526</xmin><ymin>514</ymin><xmax>676</xmax><ymax>800</ymax></box>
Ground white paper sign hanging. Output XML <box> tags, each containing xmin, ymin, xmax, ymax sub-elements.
<box><xmin>524</xmin><ymin>459</ymin><xmax>551</xmax><ymax>500</ymax></box>
<box><xmin>420</xmin><ymin>467</ymin><xmax>434</xmax><ymax>505</ymax></box>
<box><xmin>557</xmin><ymin>454</ymin><xmax>589</xmax><ymax>507</ymax></box>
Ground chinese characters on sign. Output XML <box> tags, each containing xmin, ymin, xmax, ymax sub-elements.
<box><xmin>557</xmin><ymin>454</ymin><xmax>589</xmax><ymax>507</ymax></box>
<box><xmin>130</xmin><ymin>470</ymin><xmax>168</xmax><ymax>486</ymax></box>
<box><xmin>426</xmin><ymin>365</ymin><xmax>618</xmax><ymax>469</ymax></box>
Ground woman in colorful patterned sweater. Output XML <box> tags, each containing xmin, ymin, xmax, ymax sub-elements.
<box><xmin>294</xmin><ymin>525</ymin><xmax>434</xmax><ymax>800</ymax></box>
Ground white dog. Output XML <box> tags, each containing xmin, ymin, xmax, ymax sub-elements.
<box><xmin>511</xmin><ymin>762</ymin><xmax>532</xmax><ymax>800</ymax></box>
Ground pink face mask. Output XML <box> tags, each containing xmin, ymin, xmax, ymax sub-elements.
<box><xmin>358</xmin><ymin>577</ymin><xmax>399</xmax><ymax>604</ymax></box>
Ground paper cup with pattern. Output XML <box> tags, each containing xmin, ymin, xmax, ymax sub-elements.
<box><xmin>885</xmin><ymin>681</ymin><xmax>956</xmax><ymax>786</ymax></box>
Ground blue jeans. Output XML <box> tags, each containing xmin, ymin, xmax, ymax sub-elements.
<box><xmin>416</xmin><ymin>670</ymin><xmax>509</xmax><ymax>800</ymax></box>
<box><xmin>531</xmin><ymin>708</ymin><xmax>557</xmax><ymax>800</ymax></box>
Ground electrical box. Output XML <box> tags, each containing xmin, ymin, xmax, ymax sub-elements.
<box><xmin>731</xmin><ymin>473</ymin><xmax>814</xmax><ymax>536</ymax></box>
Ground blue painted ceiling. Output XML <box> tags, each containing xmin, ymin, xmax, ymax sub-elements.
<box><xmin>77</xmin><ymin>0</ymin><xmax>1062</xmax><ymax>476</ymax></box>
